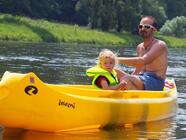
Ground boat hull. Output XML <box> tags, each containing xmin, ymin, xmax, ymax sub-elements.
<box><xmin>0</xmin><ymin>71</ymin><xmax>177</xmax><ymax>132</ymax></box>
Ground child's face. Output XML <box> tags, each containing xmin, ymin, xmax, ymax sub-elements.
<box><xmin>100</xmin><ymin>57</ymin><xmax>115</xmax><ymax>72</ymax></box>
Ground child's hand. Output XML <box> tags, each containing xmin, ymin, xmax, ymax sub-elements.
<box><xmin>118</xmin><ymin>80</ymin><xmax>127</xmax><ymax>90</ymax></box>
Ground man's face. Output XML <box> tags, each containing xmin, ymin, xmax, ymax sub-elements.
<box><xmin>138</xmin><ymin>17</ymin><xmax>156</xmax><ymax>38</ymax></box>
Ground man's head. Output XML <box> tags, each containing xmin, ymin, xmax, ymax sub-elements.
<box><xmin>138</xmin><ymin>16</ymin><xmax>157</xmax><ymax>39</ymax></box>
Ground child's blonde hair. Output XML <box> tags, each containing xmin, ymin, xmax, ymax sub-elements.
<box><xmin>97</xmin><ymin>49</ymin><xmax>118</xmax><ymax>66</ymax></box>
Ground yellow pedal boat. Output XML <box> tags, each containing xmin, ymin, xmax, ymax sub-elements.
<box><xmin>0</xmin><ymin>71</ymin><xmax>177</xmax><ymax>132</ymax></box>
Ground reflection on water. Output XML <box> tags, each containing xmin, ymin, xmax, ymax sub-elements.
<box><xmin>2</xmin><ymin>119</ymin><xmax>176</xmax><ymax>140</ymax></box>
<box><xmin>0</xmin><ymin>41</ymin><xmax>186</xmax><ymax>139</ymax></box>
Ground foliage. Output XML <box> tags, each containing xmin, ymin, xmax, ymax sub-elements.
<box><xmin>76</xmin><ymin>0</ymin><xmax>169</xmax><ymax>32</ymax></box>
<box><xmin>161</xmin><ymin>0</ymin><xmax>186</xmax><ymax>19</ymax></box>
<box><xmin>0</xmin><ymin>0</ymin><xmax>185</xmax><ymax>33</ymax></box>
<box><xmin>0</xmin><ymin>0</ymin><xmax>61</xmax><ymax>19</ymax></box>
<box><xmin>139</xmin><ymin>0</ymin><xmax>167</xmax><ymax>28</ymax></box>
<box><xmin>160</xmin><ymin>16</ymin><xmax>186</xmax><ymax>38</ymax></box>
<box><xmin>156</xmin><ymin>33</ymin><xmax>186</xmax><ymax>47</ymax></box>
<box><xmin>0</xmin><ymin>14</ymin><xmax>137</xmax><ymax>45</ymax></box>
<box><xmin>0</xmin><ymin>13</ymin><xmax>185</xmax><ymax>47</ymax></box>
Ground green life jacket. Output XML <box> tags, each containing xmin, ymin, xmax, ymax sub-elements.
<box><xmin>86</xmin><ymin>65</ymin><xmax>119</xmax><ymax>88</ymax></box>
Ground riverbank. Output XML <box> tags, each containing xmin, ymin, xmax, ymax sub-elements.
<box><xmin>0</xmin><ymin>14</ymin><xmax>185</xmax><ymax>47</ymax></box>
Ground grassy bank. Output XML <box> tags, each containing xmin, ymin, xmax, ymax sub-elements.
<box><xmin>156</xmin><ymin>34</ymin><xmax>186</xmax><ymax>47</ymax></box>
<box><xmin>0</xmin><ymin>13</ymin><xmax>185</xmax><ymax>47</ymax></box>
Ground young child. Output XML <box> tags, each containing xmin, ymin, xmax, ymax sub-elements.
<box><xmin>86</xmin><ymin>49</ymin><xmax>126</xmax><ymax>90</ymax></box>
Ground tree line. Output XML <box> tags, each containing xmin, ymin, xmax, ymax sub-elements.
<box><xmin>0</xmin><ymin>0</ymin><xmax>185</xmax><ymax>33</ymax></box>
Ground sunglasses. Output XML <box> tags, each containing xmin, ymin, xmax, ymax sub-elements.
<box><xmin>138</xmin><ymin>24</ymin><xmax>154</xmax><ymax>30</ymax></box>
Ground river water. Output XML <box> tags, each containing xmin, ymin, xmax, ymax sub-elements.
<box><xmin>0</xmin><ymin>41</ymin><xmax>186</xmax><ymax>140</ymax></box>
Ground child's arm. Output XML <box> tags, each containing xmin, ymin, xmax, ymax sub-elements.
<box><xmin>100</xmin><ymin>79</ymin><xmax>126</xmax><ymax>90</ymax></box>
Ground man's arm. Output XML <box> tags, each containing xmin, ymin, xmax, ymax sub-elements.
<box><xmin>117</xmin><ymin>57</ymin><xmax>144</xmax><ymax>67</ymax></box>
<box><xmin>118</xmin><ymin>42</ymin><xmax>166</xmax><ymax>67</ymax></box>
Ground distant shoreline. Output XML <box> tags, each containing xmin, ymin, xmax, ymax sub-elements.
<box><xmin>0</xmin><ymin>14</ymin><xmax>185</xmax><ymax>47</ymax></box>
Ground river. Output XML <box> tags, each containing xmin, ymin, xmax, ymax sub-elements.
<box><xmin>0</xmin><ymin>41</ymin><xmax>186</xmax><ymax>140</ymax></box>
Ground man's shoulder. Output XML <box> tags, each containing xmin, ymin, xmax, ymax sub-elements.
<box><xmin>156</xmin><ymin>39</ymin><xmax>167</xmax><ymax>47</ymax></box>
<box><xmin>137</xmin><ymin>42</ymin><xmax>143</xmax><ymax>48</ymax></box>
<box><xmin>153</xmin><ymin>39</ymin><xmax>167</xmax><ymax>50</ymax></box>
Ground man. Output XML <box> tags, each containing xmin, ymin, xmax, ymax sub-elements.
<box><xmin>116</xmin><ymin>16</ymin><xmax>168</xmax><ymax>90</ymax></box>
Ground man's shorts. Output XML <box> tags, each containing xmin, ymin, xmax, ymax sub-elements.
<box><xmin>138</xmin><ymin>72</ymin><xmax>165</xmax><ymax>91</ymax></box>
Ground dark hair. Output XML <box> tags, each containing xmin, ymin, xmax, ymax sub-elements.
<box><xmin>142</xmin><ymin>16</ymin><xmax>157</xmax><ymax>29</ymax></box>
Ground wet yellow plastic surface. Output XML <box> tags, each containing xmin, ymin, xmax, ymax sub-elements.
<box><xmin>0</xmin><ymin>71</ymin><xmax>177</xmax><ymax>132</ymax></box>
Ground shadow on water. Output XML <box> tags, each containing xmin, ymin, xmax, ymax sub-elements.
<box><xmin>2</xmin><ymin>118</ymin><xmax>176</xmax><ymax>140</ymax></box>
<box><xmin>0</xmin><ymin>15</ymin><xmax>58</xmax><ymax>42</ymax></box>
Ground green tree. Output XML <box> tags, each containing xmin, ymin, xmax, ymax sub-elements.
<box><xmin>139</xmin><ymin>0</ymin><xmax>167</xmax><ymax>28</ymax></box>
<box><xmin>55</xmin><ymin>0</ymin><xmax>78</xmax><ymax>23</ymax></box>
<box><xmin>115</xmin><ymin>0</ymin><xmax>125</xmax><ymax>32</ymax></box>
<box><xmin>160</xmin><ymin>16</ymin><xmax>186</xmax><ymax>38</ymax></box>
<box><xmin>2</xmin><ymin>0</ymin><xmax>184</xmax><ymax>34</ymax></box>
<box><xmin>162</xmin><ymin>0</ymin><xmax>186</xmax><ymax>19</ymax></box>
<box><xmin>0</xmin><ymin>0</ymin><xmax>61</xmax><ymax>19</ymax></box>
<box><xmin>76</xmin><ymin>0</ymin><xmax>140</xmax><ymax>32</ymax></box>
<box><xmin>75</xmin><ymin>1</ymin><xmax>89</xmax><ymax>25</ymax></box>
<box><xmin>120</xmin><ymin>0</ymin><xmax>141</xmax><ymax>33</ymax></box>
<box><xmin>0</xmin><ymin>0</ymin><xmax>32</xmax><ymax>16</ymax></box>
